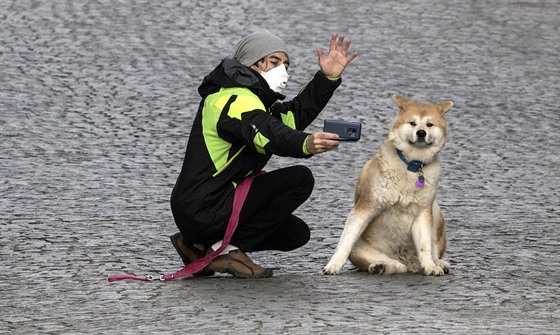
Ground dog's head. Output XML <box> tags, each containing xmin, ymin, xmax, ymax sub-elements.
<box><xmin>388</xmin><ymin>95</ymin><xmax>454</xmax><ymax>163</ymax></box>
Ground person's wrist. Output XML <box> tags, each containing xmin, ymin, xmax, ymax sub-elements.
<box><xmin>303</xmin><ymin>135</ymin><xmax>311</xmax><ymax>155</ymax></box>
<box><xmin>320</xmin><ymin>70</ymin><xmax>340</xmax><ymax>81</ymax></box>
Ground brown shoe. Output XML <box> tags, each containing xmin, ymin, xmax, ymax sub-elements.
<box><xmin>169</xmin><ymin>233</ymin><xmax>214</xmax><ymax>276</ymax></box>
<box><xmin>206</xmin><ymin>249</ymin><xmax>273</xmax><ymax>278</ymax></box>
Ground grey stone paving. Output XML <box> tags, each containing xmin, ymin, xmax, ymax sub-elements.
<box><xmin>1</xmin><ymin>0</ymin><xmax>559</xmax><ymax>334</ymax></box>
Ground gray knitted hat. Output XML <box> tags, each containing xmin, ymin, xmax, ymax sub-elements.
<box><xmin>232</xmin><ymin>30</ymin><xmax>289</xmax><ymax>67</ymax></box>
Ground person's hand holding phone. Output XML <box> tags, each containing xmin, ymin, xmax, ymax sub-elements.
<box><xmin>305</xmin><ymin>132</ymin><xmax>340</xmax><ymax>154</ymax></box>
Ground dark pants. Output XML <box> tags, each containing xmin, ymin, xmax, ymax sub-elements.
<box><xmin>198</xmin><ymin>165</ymin><xmax>313</xmax><ymax>252</ymax></box>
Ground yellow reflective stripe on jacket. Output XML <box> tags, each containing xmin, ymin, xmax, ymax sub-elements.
<box><xmin>227</xmin><ymin>93</ymin><xmax>265</xmax><ymax>120</ymax></box>
<box><xmin>202</xmin><ymin>87</ymin><xmax>271</xmax><ymax>176</ymax></box>
<box><xmin>223</xmin><ymin>88</ymin><xmax>270</xmax><ymax>154</ymax></box>
<box><xmin>253</xmin><ymin>132</ymin><xmax>269</xmax><ymax>154</ymax></box>
<box><xmin>202</xmin><ymin>91</ymin><xmax>233</xmax><ymax>176</ymax></box>
<box><xmin>280</xmin><ymin>110</ymin><xmax>296</xmax><ymax>129</ymax></box>
<box><xmin>212</xmin><ymin>145</ymin><xmax>246</xmax><ymax>177</ymax></box>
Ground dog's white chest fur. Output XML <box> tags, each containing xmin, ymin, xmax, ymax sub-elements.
<box><xmin>371</xmin><ymin>142</ymin><xmax>439</xmax><ymax>206</ymax></box>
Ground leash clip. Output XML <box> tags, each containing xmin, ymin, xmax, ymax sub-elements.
<box><xmin>145</xmin><ymin>274</ymin><xmax>165</xmax><ymax>281</ymax></box>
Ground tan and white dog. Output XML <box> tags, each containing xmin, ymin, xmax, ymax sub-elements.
<box><xmin>324</xmin><ymin>95</ymin><xmax>454</xmax><ymax>276</ymax></box>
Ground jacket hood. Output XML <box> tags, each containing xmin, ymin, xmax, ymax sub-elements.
<box><xmin>198</xmin><ymin>58</ymin><xmax>285</xmax><ymax>107</ymax></box>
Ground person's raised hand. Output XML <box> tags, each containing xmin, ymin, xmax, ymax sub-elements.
<box><xmin>305</xmin><ymin>132</ymin><xmax>340</xmax><ymax>154</ymax></box>
<box><xmin>317</xmin><ymin>33</ymin><xmax>358</xmax><ymax>78</ymax></box>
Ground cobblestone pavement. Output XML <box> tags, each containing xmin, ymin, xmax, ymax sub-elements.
<box><xmin>1</xmin><ymin>0</ymin><xmax>559</xmax><ymax>334</ymax></box>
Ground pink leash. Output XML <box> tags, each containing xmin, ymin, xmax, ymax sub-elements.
<box><xmin>107</xmin><ymin>172</ymin><xmax>261</xmax><ymax>282</ymax></box>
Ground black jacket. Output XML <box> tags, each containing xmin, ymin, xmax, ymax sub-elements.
<box><xmin>171</xmin><ymin>58</ymin><xmax>341</xmax><ymax>241</ymax></box>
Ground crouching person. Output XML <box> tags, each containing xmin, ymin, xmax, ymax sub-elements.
<box><xmin>170</xmin><ymin>30</ymin><xmax>357</xmax><ymax>278</ymax></box>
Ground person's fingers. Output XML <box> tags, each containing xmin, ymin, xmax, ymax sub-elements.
<box><xmin>329</xmin><ymin>33</ymin><xmax>337</xmax><ymax>52</ymax></box>
<box><xmin>317</xmin><ymin>47</ymin><xmax>324</xmax><ymax>60</ymax></box>
<box><xmin>343</xmin><ymin>39</ymin><xmax>351</xmax><ymax>53</ymax></box>
<box><xmin>314</xmin><ymin>132</ymin><xmax>340</xmax><ymax>153</ymax></box>
<box><xmin>336</xmin><ymin>35</ymin><xmax>344</xmax><ymax>48</ymax></box>
<box><xmin>346</xmin><ymin>50</ymin><xmax>358</xmax><ymax>63</ymax></box>
<box><xmin>320</xmin><ymin>139</ymin><xmax>340</xmax><ymax>152</ymax></box>
<box><xmin>319</xmin><ymin>132</ymin><xmax>340</xmax><ymax>141</ymax></box>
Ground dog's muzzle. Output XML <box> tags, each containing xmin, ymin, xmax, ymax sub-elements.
<box><xmin>410</xmin><ymin>129</ymin><xmax>432</xmax><ymax>145</ymax></box>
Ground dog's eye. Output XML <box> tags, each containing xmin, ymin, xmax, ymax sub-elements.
<box><xmin>409</xmin><ymin>122</ymin><xmax>416</xmax><ymax>126</ymax></box>
<box><xmin>427</xmin><ymin>123</ymin><xmax>433</xmax><ymax>127</ymax></box>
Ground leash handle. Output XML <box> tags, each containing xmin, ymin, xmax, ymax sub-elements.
<box><xmin>107</xmin><ymin>172</ymin><xmax>262</xmax><ymax>282</ymax></box>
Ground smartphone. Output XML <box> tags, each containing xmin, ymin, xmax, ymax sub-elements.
<box><xmin>323</xmin><ymin>119</ymin><xmax>362</xmax><ymax>141</ymax></box>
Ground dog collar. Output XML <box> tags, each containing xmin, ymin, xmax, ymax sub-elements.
<box><xmin>396</xmin><ymin>149</ymin><xmax>425</xmax><ymax>187</ymax></box>
<box><xmin>396</xmin><ymin>149</ymin><xmax>423</xmax><ymax>172</ymax></box>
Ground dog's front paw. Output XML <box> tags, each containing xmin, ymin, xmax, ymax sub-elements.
<box><xmin>323</xmin><ymin>260</ymin><xmax>343</xmax><ymax>275</ymax></box>
<box><xmin>422</xmin><ymin>263</ymin><xmax>445</xmax><ymax>276</ymax></box>
<box><xmin>434</xmin><ymin>259</ymin><xmax>451</xmax><ymax>274</ymax></box>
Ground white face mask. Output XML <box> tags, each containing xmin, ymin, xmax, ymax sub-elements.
<box><xmin>260</xmin><ymin>64</ymin><xmax>289</xmax><ymax>94</ymax></box>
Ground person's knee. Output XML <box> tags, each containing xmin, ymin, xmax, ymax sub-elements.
<box><xmin>298</xmin><ymin>224</ymin><xmax>311</xmax><ymax>248</ymax></box>
<box><xmin>293</xmin><ymin>165</ymin><xmax>315</xmax><ymax>195</ymax></box>
<box><xmin>284</xmin><ymin>222</ymin><xmax>310</xmax><ymax>251</ymax></box>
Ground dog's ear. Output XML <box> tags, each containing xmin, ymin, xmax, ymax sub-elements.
<box><xmin>439</xmin><ymin>100</ymin><xmax>454</xmax><ymax>113</ymax></box>
<box><xmin>392</xmin><ymin>94</ymin><xmax>408</xmax><ymax>113</ymax></box>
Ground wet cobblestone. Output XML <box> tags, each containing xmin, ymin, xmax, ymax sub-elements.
<box><xmin>1</xmin><ymin>0</ymin><xmax>559</xmax><ymax>334</ymax></box>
